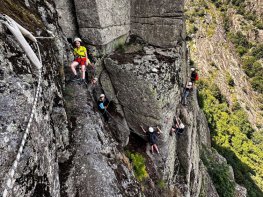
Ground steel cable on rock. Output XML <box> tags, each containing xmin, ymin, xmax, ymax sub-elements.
<box><xmin>2</xmin><ymin>55</ymin><xmax>42</xmax><ymax>197</ymax></box>
<box><xmin>1</xmin><ymin>14</ymin><xmax>44</xmax><ymax>197</ymax></box>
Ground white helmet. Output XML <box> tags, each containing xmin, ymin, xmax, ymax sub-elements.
<box><xmin>149</xmin><ymin>127</ymin><xmax>154</xmax><ymax>132</ymax></box>
<box><xmin>100</xmin><ymin>94</ymin><xmax>105</xmax><ymax>98</ymax></box>
<box><xmin>188</xmin><ymin>82</ymin><xmax>193</xmax><ymax>86</ymax></box>
<box><xmin>191</xmin><ymin>67</ymin><xmax>195</xmax><ymax>71</ymax></box>
<box><xmin>179</xmin><ymin>123</ymin><xmax>185</xmax><ymax>129</ymax></box>
<box><xmin>74</xmin><ymin>37</ymin><xmax>82</xmax><ymax>42</ymax></box>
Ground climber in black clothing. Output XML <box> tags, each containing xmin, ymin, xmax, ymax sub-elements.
<box><xmin>97</xmin><ymin>94</ymin><xmax>110</xmax><ymax>122</ymax></box>
<box><xmin>170</xmin><ymin>117</ymin><xmax>185</xmax><ymax>136</ymax></box>
<box><xmin>140</xmin><ymin>125</ymin><xmax>163</xmax><ymax>154</ymax></box>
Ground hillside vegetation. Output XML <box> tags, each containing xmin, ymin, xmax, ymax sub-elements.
<box><xmin>198</xmin><ymin>78</ymin><xmax>263</xmax><ymax>196</ymax></box>
<box><xmin>185</xmin><ymin>0</ymin><xmax>263</xmax><ymax>196</ymax></box>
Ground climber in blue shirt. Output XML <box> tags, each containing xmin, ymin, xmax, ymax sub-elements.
<box><xmin>97</xmin><ymin>94</ymin><xmax>110</xmax><ymax>122</ymax></box>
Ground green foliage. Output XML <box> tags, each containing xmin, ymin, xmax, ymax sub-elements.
<box><xmin>116</xmin><ymin>43</ymin><xmax>125</xmax><ymax>53</ymax></box>
<box><xmin>198</xmin><ymin>79</ymin><xmax>263</xmax><ymax>196</ymax></box>
<box><xmin>254</xmin><ymin>20</ymin><xmax>263</xmax><ymax>30</ymax></box>
<box><xmin>196</xmin><ymin>9</ymin><xmax>206</xmax><ymax>17</ymax></box>
<box><xmin>211</xmin><ymin>0</ymin><xmax>223</xmax><ymax>8</ymax></box>
<box><xmin>227</xmin><ymin>31</ymin><xmax>250</xmax><ymax>57</ymax></box>
<box><xmin>251</xmin><ymin>44</ymin><xmax>263</xmax><ymax>60</ymax></box>
<box><xmin>251</xmin><ymin>76</ymin><xmax>263</xmax><ymax>93</ymax></box>
<box><xmin>231</xmin><ymin>0</ymin><xmax>245</xmax><ymax>6</ymax></box>
<box><xmin>188</xmin><ymin>24</ymin><xmax>198</xmax><ymax>35</ymax></box>
<box><xmin>226</xmin><ymin>73</ymin><xmax>235</xmax><ymax>87</ymax></box>
<box><xmin>157</xmin><ymin>180</ymin><xmax>166</xmax><ymax>189</ymax></box>
<box><xmin>244</xmin><ymin>12</ymin><xmax>257</xmax><ymax>22</ymax></box>
<box><xmin>223</xmin><ymin>13</ymin><xmax>230</xmax><ymax>32</ymax></box>
<box><xmin>202</xmin><ymin>149</ymin><xmax>235</xmax><ymax>197</ymax></box>
<box><xmin>190</xmin><ymin>59</ymin><xmax>195</xmax><ymax>66</ymax></box>
<box><xmin>236</xmin><ymin>46</ymin><xmax>248</xmax><ymax>56</ymax></box>
<box><xmin>242</xmin><ymin>57</ymin><xmax>263</xmax><ymax>93</ymax></box>
<box><xmin>127</xmin><ymin>152</ymin><xmax>148</xmax><ymax>181</ymax></box>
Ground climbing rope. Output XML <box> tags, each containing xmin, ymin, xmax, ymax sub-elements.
<box><xmin>2</xmin><ymin>70</ymin><xmax>42</xmax><ymax>197</ymax></box>
<box><xmin>0</xmin><ymin>14</ymin><xmax>45</xmax><ymax>197</ymax></box>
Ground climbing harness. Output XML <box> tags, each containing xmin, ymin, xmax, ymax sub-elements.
<box><xmin>0</xmin><ymin>14</ymin><xmax>49</xmax><ymax>197</ymax></box>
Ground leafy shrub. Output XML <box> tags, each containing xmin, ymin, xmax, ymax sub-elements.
<box><xmin>242</xmin><ymin>56</ymin><xmax>256</xmax><ymax>76</ymax></box>
<box><xmin>226</xmin><ymin>73</ymin><xmax>235</xmax><ymax>87</ymax></box>
<box><xmin>127</xmin><ymin>152</ymin><xmax>148</xmax><ymax>181</ymax></box>
<box><xmin>251</xmin><ymin>44</ymin><xmax>263</xmax><ymax>60</ymax></box>
<box><xmin>157</xmin><ymin>180</ymin><xmax>166</xmax><ymax>189</ymax></box>
<box><xmin>254</xmin><ymin>21</ymin><xmax>263</xmax><ymax>29</ymax></box>
<box><xmin>244</xmin><ymin>12</ymin><xmax>257</xmax><ymax>21</ymax></box>
<box><xmin>211</xmin><ymin>0</ymin><xmax>223</xmax><ymax>8</ymax></box>
<box><xmin>231</xmin><ymin>0</ymin><xmax>245</xmax><ymax>6</ymax></box>
<box><xmin>227</xmin><ymin>32</ymin><xmax>252</xmax><ymax>57</ymax></box>
<box><xmin>223</xmin><ymin>13</ymin><xmax>230</xmax><ymax>32</ymax></box>
<box><xmin>236</xmin><ymin>46</ymin><xmax>248</xmax><ymax>56</ymax></box>
<box><xmin>227</xmin><ymin>31</ymin><xmax>250</xmax><ymax>49</ymax></box>
<box><xmin>188</xmin><ymin>24</ymin><xmax>198</xmax><ymax>35</ymax></box>
<box><xmin>242</xmin><ymin>57</ymin><xmax>263</xmax><ymax>93</ymax></box>
<box><xmin>202</xmin><ymin>150</ymin><xmax>235</xmax><ymax>197</ymax></box>
<box><xmin>198</xmin><ymin>79</ymin><xmax>263</xmax><ymax>196</ymax></box>
<box><xmin>190</xmin><ymin>59</ymin><xmax>195</xmax><ymax>66</ymax></box>
<box><xmin>197</xmin><ymin>10</ymin><xmax>206</xmax><ymax>17</ymax></box>
<box><xmin>251</xmin><ymin>76</ymin><xmax>263</xmax><ymax>93</ymax></box>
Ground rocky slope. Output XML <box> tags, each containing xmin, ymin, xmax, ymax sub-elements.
<box><xmin>0</xmin><ymin>0</ymin><xmax>249</xmax><ymax>196</ymax></box>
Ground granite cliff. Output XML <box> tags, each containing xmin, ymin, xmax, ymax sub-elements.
<box><xmin>0</xmin><ymin>0</ymin><xmax>249</xmax><ymax>196</ymax></box>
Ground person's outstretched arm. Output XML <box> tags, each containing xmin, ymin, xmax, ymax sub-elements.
<box><xmin>157</xmin><ymin>126</ymin><xmax>163</xmax><ymax>133</ymax></box>
<box><xmin>140</xmin><ymin>125</ymin><xmax>146</xmax><ymax>133</ymax></box>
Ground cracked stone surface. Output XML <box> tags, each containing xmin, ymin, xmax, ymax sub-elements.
<box><xmin>74</xmin><ymin>0</ymin><xmax>130</xmax><ymax>45</ymax></box>
<box><xmin>131</xmin><ymin>0</ymin><xmax>185</xmax><ymax>47</ymax></box>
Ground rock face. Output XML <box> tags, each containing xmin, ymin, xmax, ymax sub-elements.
<box><xmin>74</xmin><ymin>0</ymin><xmax>130</xmax><ymax>46</ymax></box>
<box><xmin>0</xmin><ymin>10</ymin><xmax>69</xmax><ymax>197</ymax></box>
<box><xmin>101</xmin><ymin>40</ymin><xmax>214</xmax><ymax>196</ymax></box>
<box><xmin>55</xmin><ymin>0</ymin><xmax>185</xmax><ymax>49</ymax></box>
<box><xmin>130</xmin><ymin>0</ymin><xmax>185</xmax><ymax>47</ymax></box>
<box><xmin>60</xmin><ymin>82</ymin><xmax>141</xmax><ymax>197</ymax></box>
<box><xmin>0</xmin><ymin>0</ymin><xmax>247</xmax><ymax>197</ymax></box>
<box><xmin>54</xmin><ymin>0</ymin><xmax>78</xmax><ymax>37</ymax></box>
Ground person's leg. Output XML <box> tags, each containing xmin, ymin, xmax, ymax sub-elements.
<box><xmin>103</xmin><ymin>111</ymin><xmax>109</xmax><ymax>122</ymax></box>
<box><xmin>183</xmin><ymin>90</ymin><xmax>189</xmax><ymax>104</ymax></box>
<box><xmin>170</xmin><ymin>127</ymin><xmax>176</xmax><ymax>136</ymax></box>
<box><xmin>151</xmin><ymin>145</ymin><xmax>154</xmax><ymax>153</ymax></box>
<box><xmin>81</xmin><ymin>65</ymin><xmax>86</xmax><ymax>80</ymax></box>
<box><xmin>70</xmin><ymin>61</ymin><xmax>79</xmax><ymax>76</ymax></box>
<box><xmin>153</xmin><ymin>144</ymin><xmax>160</xmax><ymax>154</ymax></box>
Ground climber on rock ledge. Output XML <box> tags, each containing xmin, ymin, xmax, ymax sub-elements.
<box><xmin>70</xmin><ymin>37</ymin><xmax>91</xmax><ymax>84</ymax></box>
<box><xmin>140</xmin><ymin>125</ymin><xmax>163</xmax><ymax>154</ymax></box>
<box><xmin>190</xmin><ymin>67</ymin><xmax>199</xmax><ymax>85</ymax></box>
<box><xmin>98</xmin><ymin>94</ymin><xmax>110</xmax><ymax>122</ymax></box>
<box><xmin>170</xmin><ymin>117</ymin><xmax>185</xmax><ymax>136</ymax></box>
<box><xmin>182</xmin><ymin>81</ymin><xmax>193</xmax><ymax>105</ymax></box>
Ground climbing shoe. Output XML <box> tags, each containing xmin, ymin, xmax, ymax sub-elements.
<box><xmin>71</xmin><ymin>75</ymin><xmax>80</xmax><ymax>82</ymax></box>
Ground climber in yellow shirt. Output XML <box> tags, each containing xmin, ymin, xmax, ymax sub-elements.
<box><xmin>70</xmin><ymin>37</ymin><xmax>91</xmax><ymax>82</ymax></box>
